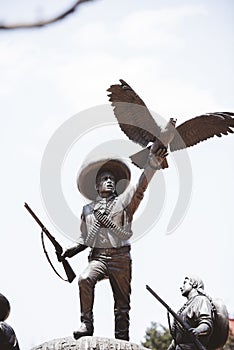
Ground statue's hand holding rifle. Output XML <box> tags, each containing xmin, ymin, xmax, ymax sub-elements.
<box><xmin>24</xmin><ymin>202</ymin><xmax>76</xmax><ymax>283</ymax></box>
<box><xmin>58</xmin><ymin>244</ymin><xmax>87</xmax><ymax>261</ymax></box>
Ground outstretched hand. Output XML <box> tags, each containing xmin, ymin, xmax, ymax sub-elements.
<box><xmin>155</xmin><ymin>147</ymin><xmax>168</xmax><ymax>158</ymax></box>
<box><xmin>148</xmin><ymin>146</ymin><xmax>168</xmax><ymax>169</ymax></box>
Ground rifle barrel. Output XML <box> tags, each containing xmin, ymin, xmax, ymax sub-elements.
<box><xmin>146</xmin><ymin>285</ymin><xmax>179</xmax><ymax>320</ymax></box>
<box><xmin>24</xmin><ymin>202</ymin><xmax>45</xmax><ymax>229</ymax></box>
<box><xmin>24</xmin><ymin>202</ymin><xmax>58</xmax><ymax>245</ymax></box>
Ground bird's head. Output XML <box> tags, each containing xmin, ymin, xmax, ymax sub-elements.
<box><xmin>169</xmin><ymin>118</ymin><xmax>177</xmax><ymax>126</ymax></box>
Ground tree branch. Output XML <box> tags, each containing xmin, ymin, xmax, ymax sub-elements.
<box><xmin>0</xmin><ymin>0</ymin><xmax>96</xmax><ymax>30</ymax></box>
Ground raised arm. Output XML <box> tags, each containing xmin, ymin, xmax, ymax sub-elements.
<box><xmin>126</xmin><ymin>146</ymin><xmax>168</xmax><ymax>219</ymax></box>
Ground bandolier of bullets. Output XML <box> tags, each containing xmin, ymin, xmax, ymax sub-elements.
<box><xmin>94</xmin><ymin>210</ymin><xmax>132</xmax><ymax>240</ymax></box>
<box><xmin>85</xmin><ymin>199</ymin><xmax>117</xmax><ymax>246</ymax></box>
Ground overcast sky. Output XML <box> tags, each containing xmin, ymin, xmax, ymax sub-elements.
<box><xmin>0</xmin><ymin>1</ymin><xmax>234</xmax><ymax>349</ymax></box>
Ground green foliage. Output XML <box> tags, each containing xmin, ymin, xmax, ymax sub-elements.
<box><xmin>142</xmin><ymin>322</ymin><xmax>172</xmax><ymax>350</ymax></box>
<box><xmin>223</xmin><ymin>331</ymin><xmax>234</xmax><ymax>350</ymax></box>
<box><xmin>142</xmin><ymin>322</ymin><xmax>234</xmax><ymax>350</ymax></box>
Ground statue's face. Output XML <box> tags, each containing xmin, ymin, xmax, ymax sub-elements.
<box><xmin>96</xmin><ymin>171</ymin><xmax>116</xmax><ymax>197</ymax></box>
<box><xmin>180</xmin><ymin>277</ymin><xmax>193</xmax><ymax>297</ymax></box>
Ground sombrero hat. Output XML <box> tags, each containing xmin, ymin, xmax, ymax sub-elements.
<box><xmin>77</xmin><ymin>158</ymin><xmax>131</xmax><ymax>200</ymax></box>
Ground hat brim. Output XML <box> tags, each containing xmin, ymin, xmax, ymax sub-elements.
<box><xmin>77</xmin><ymin>159</ymin><xmax>131</xmax><ymax>200</ymax></box>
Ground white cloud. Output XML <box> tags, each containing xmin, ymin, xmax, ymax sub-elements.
<box><xmin>73</xmin><ymin>21</ymin><xmax>112</xmax><ymax>48</ymax></box>
<box><xmin>67</xmin><ymin>4</ymin><xmax>207</xmax><ymax>52</ymax></box>
<box><xmin>118</xmin><ymin>5</ymin><xmax>207</xmax><ymax>49</ymax></box>
<box><xmin>48</xmin><ymin>51</ymin><xmax>219</xmax><ymax>123</ymax></box>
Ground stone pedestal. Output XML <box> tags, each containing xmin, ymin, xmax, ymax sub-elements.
<box><xmin>31</xmin><ymin>336</ymin><xmax>149</xmax><ymax>350</ymax></box>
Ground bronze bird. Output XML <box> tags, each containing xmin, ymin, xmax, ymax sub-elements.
<box><xmin>107</xmin><ymin>79</ymin><xmax>234</xmax><ymax>169</ymax></box>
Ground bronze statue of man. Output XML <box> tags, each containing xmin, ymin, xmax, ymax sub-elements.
<box><xmin>0</xmin><ymin>293</ymin><xmax>20</xmax><ymax>350</ymax></box>
<box><xmin>168</xmin><ymin>276</ymin><xmax>214</xmax><ymax>350</ymax></box>
<box><xmin>60</xmin><ymin>146</ymin><xmax>167</xmax><ymax>341</ymax></box>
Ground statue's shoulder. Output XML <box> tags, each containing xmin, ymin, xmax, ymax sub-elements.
<box><xmin>0</xmin><ymin>321</ymin><xmax>13</xmax><ymax>333</ymax></box>
<box><xmin>0</xmin><ymin>322</ymin><xmax>19</xmax><ymax>349</ymax></box>
<box><xmin>82</xmin><ymin>202</ymin><xmax>95</xmax><ymax>216</ymax></box>
<box><xmin>193</xmin><ymin>294</ymin><xmax>211</xmax><ymax>305</ymax></box>
<box><xmin>196</xmin><ymin>294</ymin><xmax>207</xmax><ymax>300</ymax></box>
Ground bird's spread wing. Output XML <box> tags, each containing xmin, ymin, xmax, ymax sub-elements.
<box><xmin>170</xmin><ymin>112</ymin><xmax>234</xmax><ymax>151</ymax></box>
<box><xmin>107</xmin><ymin>79</ymin><xmax>162</xmax><ymax>147</ymax></box>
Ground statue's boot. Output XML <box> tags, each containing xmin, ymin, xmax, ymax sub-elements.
<box><xmin>73</xmin><ymin>323</ymin><xmax>93</xmax><ymax>340</ymax></box>
<box><xmin>75</xmin><ymin>266</ymin><xmax>97</xmax><ymax>340</ymax></box>
<box><xmin>73</xmin><ymin>311</ymin><xmax>94</xmax><ymax>340</ymax></box>
<box><xmin>114</xmin><ymin>310</ymin><xmax>130</xmax><ymax>341</ymax></box>
<box><xmin>73</xmin><ymin>311</ymin><xmax>94</xmax><ymax>339</ymax></box>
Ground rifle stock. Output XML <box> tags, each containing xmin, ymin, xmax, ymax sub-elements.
<box><xmin>61</xmin><ymin>259</ymin><xmax>76</xmax><ymax>283</ymax></box>
<box><xmin>24</xmin><ymin>202</ymin><xmax>76</xmax><ymax>283</ymax></box>
<box><xmin>146</xmin><ymin>285</ymin><xmax>206</xmax><ymax>350</ymax></box>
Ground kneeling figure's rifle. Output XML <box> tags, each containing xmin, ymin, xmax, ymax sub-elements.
<box><xmin>24</xmin><ymin>202</ymin><xmax>76</xmax><ymax>283</ymax></box>
<box><xmin>146</xmin><ymin>285</ymin><xmax>206</xmax><ymax>350</ymax></box>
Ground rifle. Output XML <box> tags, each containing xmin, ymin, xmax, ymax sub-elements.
<box><xmin>24</xmin><ymin>202</ymin><xmax>76</xmax><ymax>283</ymax></box>
<box><xmin>146</xmin><ymin>285</ymin><xmax>206</xmax><ymax>350</ymax></box>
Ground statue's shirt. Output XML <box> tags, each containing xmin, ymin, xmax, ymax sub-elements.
<box><xmin>78</xmin><ymin>181</ymin><xmax>145</xmax><ymax>248</ymax></box>
<box><xmin>172</xmin><ymin>295</ymin><xmax>213</xmax><ymax>346</ymax></box>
